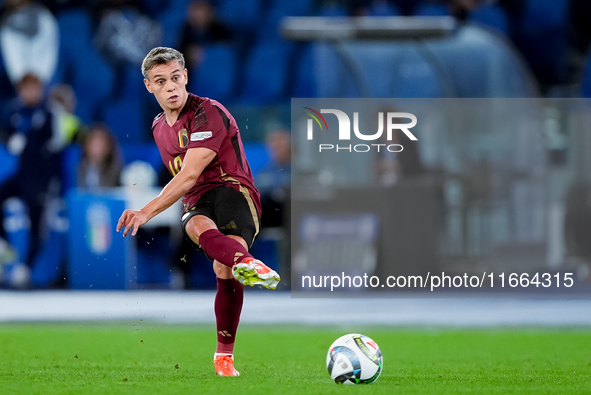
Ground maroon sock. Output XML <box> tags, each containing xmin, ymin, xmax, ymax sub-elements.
<box><xmin>199</xmin><ymin>229</ymin><xmax>253</xmax><ymax>267</ymax></box>
<box><xmin>215</xmin><ymin>277</ymin><xmax>244</xmax><ymax>354</ymax></box>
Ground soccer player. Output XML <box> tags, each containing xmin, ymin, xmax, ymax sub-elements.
<box><xmin>116</xmin><ymin>47</ymin><xmax>280</xmax><ymax>377</ymax></box>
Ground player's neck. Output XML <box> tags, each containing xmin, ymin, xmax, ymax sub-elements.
<box><xmin>164</xmin><ymin>109</ymin><xmax>181</xmax><ymax>126</ymax></box>
<box><xmin>163</xmin><ymin>96</ymin><xmax>189</xmax><ymax>126</ymax></box>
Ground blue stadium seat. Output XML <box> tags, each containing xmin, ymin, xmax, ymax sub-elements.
<box><xmin>318</xmin><ymin>2</ymin><xmax>348</xmax><ymax>17</ymax></box>
<box><xmin>258</xmin><ymin>0</ymin><xmax>314</xmax><ymax>43</ymax></box>
<box><xmin>268</xmin><ymin>0</ymin><xmax>315</xmax><ymax>17</ymax></box>
<box><xmin>249</xmin><ymin>236</ymin><xmax>279</xmax><ymax>271</ymax></box>
<box><xmin>119</xmin><ymin>143</ymin><xmax>163</xmax><ymax>170</ymax></box>
<box><xmin>313</xmin><ymin>43</ymin><xmax>362</xmax><ymax>97</ymax></box>
<box><xmin>57</xmin><ymin>8</ymin><xmax>93</xmax><ymax>63</ymax></box>
<box><xmin>102</xmin><ymin>99</ymin><xmax>148</xmax><ymax>143</ymax></box>
<box><xmin>293</xmin><ymin>44</ymin><xmax>317</xmax><ymax>98</ymax></box>
<box><xmin>224</xmin><ymin>106</ymin><xmax>265</xmax><ymax>141</ymax></box>
<box><xmin>337</xmin><ymin>42</ymin><xmax>443</xmax><ymax>98</ymax></box>
<box><xmin>71</xmin><ymin>48</ymin><xmax>114</xmax><ymax>124</ymax></box>
<box><xmin>61</xmin><ymin>145</ymin><xmax>81</xmax><ymax>192</ymax></box>
<box><xmin>189</xmin><ymin>45</ymin><xmax>237</xmax><ymax>102</ymax></box>
<box><xmin>521</xmin><ymin>0</ymin><xmax>568</xmax><ymax>34</ymax></box>
<box><xmin>469</xmin><ymin>3</ymin><xmax>509</xmax><ymax>35</ymax></box>
<box><xmin>243</xmin><ymin>142</ymin><xmax>269</xmax><ymax>177</ymax></box>
<box><xmin>122</xmin><ymin>64</ymin><xmax>146</xmax><ymax>101</ymax></box>
<box><xmin>240</xmin><ymin>44</ymin><xmax>291</xmax><ymax>104</ymax></box>
<box><xmin>218</xmin><ymin>0</ymin><xmax>263</xmax><ymax>33</ymax></box>
<box><xmin>367</xmin><ymin>1</ymin><xmax>401</xmax><ymax>17</ymax></box>
<box><xmin>136</xmin><ymin>233</ymin><xmax>174</xmax><ymax>287</ymax></box>
<box><xmin>414</xmin><ymin>3</ymin><xmax>450</xmax><ymax>16</ymax></box>
<box><xmin>257</xmin><ymin>8</ymin><xmax>288</xmax><ymax>43</ymax></box>
<box><xmin>158</xmin><ymin>3</ymin><xmax>191</xmax><ymax>48</ymax></box>
<box><xmin>141</xmin><ymin>0</ymin><xmax>171</xmax><ymax>18</ymax></box>
<box><xmin>388</xmin><ymin>49</ymin><xmax>443</xmax><ymax>98</ymax></box>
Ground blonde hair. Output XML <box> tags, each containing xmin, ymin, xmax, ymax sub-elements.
<box><xmin>141</xmin><ymin>47</ymin><xmax>186</xmax><ymax>79</ymax></box>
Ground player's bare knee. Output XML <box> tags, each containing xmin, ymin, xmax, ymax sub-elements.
<box><xmin>184</xmin><ymin>221</ymin><xmax>200</xmax><ymax>246</ymax></box>
<box><xmin>185</xmin><ymin>215</ymin><xmax>217</xmax><ymax>246</ymax></box>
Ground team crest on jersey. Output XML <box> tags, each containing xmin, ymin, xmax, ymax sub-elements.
<box><xmin>191</xmin><ymin>131</ymin><xmax>212</xmax><ymax>141</ymax></box>
<box><xmin>178</xmin><ymin>128</ymin><xmax>189</xmax><ymax>148</ymax></box>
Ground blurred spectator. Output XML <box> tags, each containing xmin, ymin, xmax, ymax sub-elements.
<box><xmin>93</xmin><ymin>0</ymin><xmax>162</xmax><ymax>68</ymax></box>
<box><xmin>0</xmin><ymin>0</ymin><xmax>59</xmax><ymax>86</ymax></box>
<box><xmin>178</xmin><ymin>0</ymin><xmax>233</xmax><ymax>69</ymax></box>
<box><xmin>257</xmin><ymin>130</ymin><xmax>291</xmax><ymax>228</ymax></box>
<box><xmin>49</xmin><ymin>84</ymin><xmax>88</xmax><ymax>146</ymax></box>
<box><xmin>446</xmin><ymin>0</ymin><xmax>485</xmax><ymax>20</ymax></box>
<box><xmin>0</xmin><ymin>73</ymin><xmax>63</xmax><ymax>286</ymax></box>
<box><xmin>77</xmin><ymin>123</ymin><xmax>122</xmax><ymax>190</ymax></box>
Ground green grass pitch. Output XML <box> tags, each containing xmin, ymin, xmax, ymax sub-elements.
<box><xmin>0</xmin><ymin>323</ymin><xmax>590</xmax><ymax>394</ymax></box>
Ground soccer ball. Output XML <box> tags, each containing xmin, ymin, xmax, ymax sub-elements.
<box><xmin>326</xmin><ymin>333</ymin><xmax>383</xmax><ymax>385</ymax></box>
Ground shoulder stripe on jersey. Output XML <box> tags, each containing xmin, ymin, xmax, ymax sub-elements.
<box><xmin>214</xmin><ymin>105</ymin><xmax>244</xmax><ymax>171</ymax></box>
<box><xmin>213</xmin><ymin>105</ymin><xmax>231</xmax><ymax>133</ymax></box>
<box><xmin>213</xmin><ymin>104</ymin><xmax>245</xmax><ymax>171</ymax></box>
<box><xmin>152</xmin><ymin>112</ymin><xmax>165</xmax><ymax>130</ymax></box>
<box><xmin>231</xmin><ymin>134</ymin><xmax>245</xmax><ymax>172</ymax></box>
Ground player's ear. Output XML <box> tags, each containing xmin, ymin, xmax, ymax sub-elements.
<box><xmin>144</xmin><ymin>78</ymin><xmax>153</xmax><ymax>94</ymax></box>
<box><xmin>183</xmin><ymin>68</ymin><xmax>188</xmax><ymax>85</ymax></box>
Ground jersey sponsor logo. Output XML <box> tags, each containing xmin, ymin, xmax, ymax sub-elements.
<box><xmin>178</xmin><ymin>128</ymin><xmax>189</xmax><ymax>148</ymax></box>
<box><xmin>190</xmin><ymin>131</ymin><xmax>213</xmax><ymax>141</ymax></box>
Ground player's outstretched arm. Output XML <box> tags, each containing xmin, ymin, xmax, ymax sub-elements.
<box><xmin>116</xmin><ymin>147</ymin><xmax>216</xmax><ymax>237</ymax></box>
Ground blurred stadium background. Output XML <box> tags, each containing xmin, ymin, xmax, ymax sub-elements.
<box><xmin>0</xmin><ymin>0</ymin><xmax>590</xmax><ymax>315</ymax></box>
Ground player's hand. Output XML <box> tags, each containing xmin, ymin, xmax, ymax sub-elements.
<box><xmin>116</xmin><ymin>209</ymin><xmax>150</xmax><ymax>237</ymax></box>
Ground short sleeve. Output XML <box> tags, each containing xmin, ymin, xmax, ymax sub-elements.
<box><xmin>187</xmin><ymin>101</ymin><xmax>226</xmax><ymax>153</ymax></box>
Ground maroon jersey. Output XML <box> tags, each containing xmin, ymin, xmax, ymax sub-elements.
<box><xmin>152</xmin><ymin>93</ymin><xmax>261</xmax><ymax>215</ymax></box>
